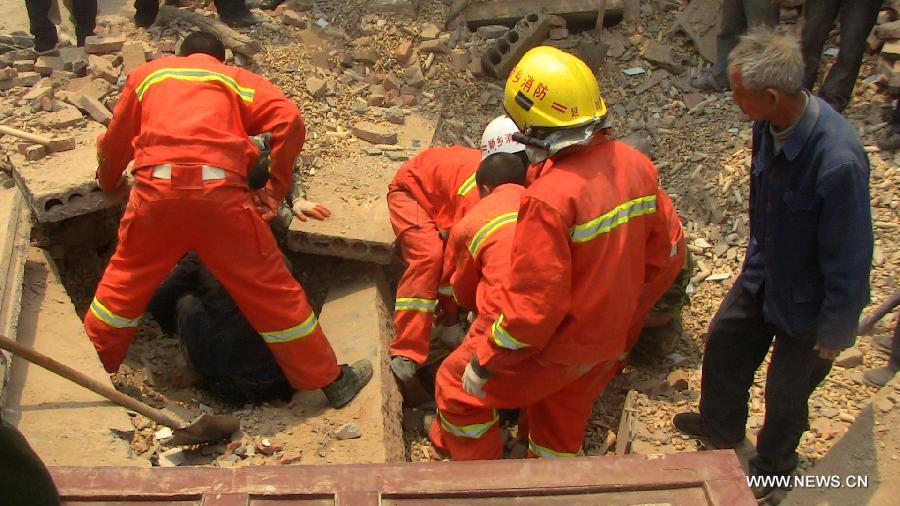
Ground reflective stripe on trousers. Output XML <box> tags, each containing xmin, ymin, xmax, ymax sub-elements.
<box><xmin>438</xmin><ymin>408</ymin><xmax>498</xmax><ymax>439</ymax></box>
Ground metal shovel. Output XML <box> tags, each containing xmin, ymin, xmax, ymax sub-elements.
<box><xmin>0</xmin><ymin>334</ymin><xmax>239</xmax><ymax>446</ymax></box>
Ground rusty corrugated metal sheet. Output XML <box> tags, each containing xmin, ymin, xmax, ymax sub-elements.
<box><xmin>52</xmin><ymin>450</ymin><xmax>753</xmax><ymax>505</ymax></box>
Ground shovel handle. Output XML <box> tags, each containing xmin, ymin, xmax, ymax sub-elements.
<box><xmin>0</xmin><ymin>334</ymin><xmax>184</xmax><ymax>429</ymax></box>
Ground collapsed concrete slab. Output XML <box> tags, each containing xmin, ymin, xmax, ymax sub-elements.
<box><xmin>10</xmin><ymin>122</ymin><xmax>123</xmax><ymax>224</ymax></box>
<box><xmin>286</xmin><ymin>113</ymin><xmax>440</xmax><ymax>264</ymax></box>
<box><xmin>4</xmin><ymin>248</ymin><xmax>144</xmax><ymax>466</ymax></box>
<box><xmin>464</xmin><ymin>0</ymin><xmax>624</xmax><ymax>31</ymax></box>
<box><xmin>674</xmin><ymin>0</ymin><xmax>722</xmax><ymax>64</ymax></box>
<box><xmin>0</xmin><ymin>181</ymin><xmax>31</xmax><ymax>406</ymax></box>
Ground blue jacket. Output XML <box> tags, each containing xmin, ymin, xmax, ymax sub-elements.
<box><xmin>740</xmin><ymin>95</ymin><xmax>872</xmax><ymax>350</ymax></box>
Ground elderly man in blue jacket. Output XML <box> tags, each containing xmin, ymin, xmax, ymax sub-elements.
<box><xmin>673</xmin><ymin>28</ymin><xmax>873</xmax><ymax>502</ymax></box>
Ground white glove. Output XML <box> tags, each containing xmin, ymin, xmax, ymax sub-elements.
<box><xmin>462</xmin><ymin>360</ymin><xmax>488</xmax><ymax>399</ymax></box>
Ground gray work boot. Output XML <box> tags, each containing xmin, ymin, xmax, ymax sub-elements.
<box><xmin>872</xmin><ymin>334</ymin><xmax>893</xmax><ymax>354</ymax></box>
<box><xmin>690</xmin><ymin>69</ymin><xmax>730</xmax><ymax>92</ymax></box>
<box><xmin>390</xmin><ymin>356</ymin><xmax>417</xmax><ymax>383</ymax></box>
<box><xmin>863</xmin><ymin>365</ymin><xmax>899</xmax><ymax>388</ymax></box>
<box><xmin>322</xmin><ymin>360</ymin><xmax>373</xmax><ymax>408</ymax></box>
<box><xmin>220</xmin><ymin>11</ymin><xmax>264</xmax><ymax>27</ymax></box>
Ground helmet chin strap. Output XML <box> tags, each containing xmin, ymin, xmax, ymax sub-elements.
<box><xmin>518</xmin><ymin>117</ymin><xmax>609</xmax><ymax>163</ymax></box>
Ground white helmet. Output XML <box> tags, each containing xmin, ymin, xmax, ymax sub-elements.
<box><xmin>480</xmin><ymin>115</ymin><xmax>526</xmax><ymax>160</ymax></box>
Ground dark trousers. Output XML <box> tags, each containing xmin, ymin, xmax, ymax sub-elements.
<box><xmin>134</xmin><ymin>0</ymin><xmax>249</xmax><ymax>23</ymax></box>
<box><xmin>711</xmin><ymin>0</ymin><xmax>779</xmax><ymax>82</ymax></box>
<box><xmin>25</xmin><ymin>0</ymin><xmax>97</xmax><ymax>47</ymax></box>
<box><xmin>801</xmin><ymin>0</ymin><xmax>883</xmax><ymax>112</ymax></box>
<box><xmin>699</xmin><ymin>281</ymin><xmax>833</xmax><ymax>475</ymax></box>
<box><xmin>892</xmin><ymin>100</ymin><xmax>900</xmax><ymax>135</ymax></box>
<box><xmin>0</xmin><ymin>418</ymin><xmax>60</xmax><ymax>505</ymax></box>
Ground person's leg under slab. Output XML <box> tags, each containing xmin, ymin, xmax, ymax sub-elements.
<box><xmin>387</xmin><ymin>189</ymin><xmax>444</xmax><ymax>369</ymax></box>
<box><xmin>430</xmin><ymin>339</ymin><xmax>605</xmax><ymax>460</ymax></box>
<box><xmin>191</xmin><ymin>190</ymin><xmax>342</xmax><ymax>392</ymax></box>
<box><xmin>84</xmin><ymin>184</ymin><xmax>192</xmax><ymax>372</ymax></box>
<box><xmin>525</xmin><ymin>361</ymin><xmax>615</xmax><ymax>458</ymax></box>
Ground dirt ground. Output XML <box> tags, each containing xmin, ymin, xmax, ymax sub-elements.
<box><xmin>3</xmin><ymin>0</ymin><xmax>899</xmax><ymax>478</ymax></box>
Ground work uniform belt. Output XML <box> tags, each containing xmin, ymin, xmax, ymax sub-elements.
<box><xmin>151</xmin><ymin>164</ymin><xmax>227</xmax><ymax>181</ymax></box>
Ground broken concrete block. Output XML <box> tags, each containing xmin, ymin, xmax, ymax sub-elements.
<box><xmin>75</xmin><ymin>94</ymin><xmax>113</xmax><ymax>125</ymax></box>
<box><xmin>279</xmin><ymin>450</ymin><xmax>303</xmax><ymax>464</ymax></box>
<box><xmin>23</xmin><ymin>86</ymin><xmax>52</xmax><ymax>102</ymax></box>
<box><xmin>25</xmin><ymin>144</ymin><xmax>47</xmax><ymax>161</ymax></box>
<box><xmin>468</xmin><ymin>58</ymin><xmax>483</xmax><ymax>77</ymax></box>
<box><xmin>352</xmin><ymin>47</ymin><xmax>378</xmax><ymax>65</ymax></box>
<box><xmin>373</xmin><ymin>0</ymin><xmax>420</xmax><ymax>18</ymax></box>
<box><xmin>419</xmin><ymin>38</ymin><xmax>450</xmax><ymax>54</ymax></box>
<box><xmin>13</xmin><ymin>60</ymin><xmax>34</xmax><ymax>72</ymax></box>
<box><xmin>59</xmin><ymin>47</ymin><xmax>88</xmax><ymax>76</ymax></box>
<box><xmin>394</xmin><ymin>39</ymin><xmax>414</xmax><ymax>64</ymax></box>
<box><xmin>450</xmin><ymin>49</ymin><xmax>469</xmax><ymax>71</ymax></box>
<box><xmin>84</xmin><ymin>33</ymin><xmax>126</xmax><ymax>54</ymax></box>
<box><xmin>476</xmin><ymin>25</ymin><xmax>509</xmax><ymax>39</ymax></box>
<box><xmin>876</xmin><ymin>20</ymin><xmax>900</xmax><ymax>40</ymax></box>
<box><xmin>367</xmin><ymin>93</ymin><xmax>386</xmax><ymax>106</ymax></box>
<box><xmin>1</xmin><ymin>49</ymin><xmax>37</xmax><ymax>66</ymax></box>
<box><xmin>42</xmin><ymin>108</ymin><xmax>83</xmax><ymax>129</ymax></box>
<box><xmin>306</xmin><ymin>76</ymin><xmax>327</xmax><ymax>99</ymax></box>
<box><xmin>14</xmin><ymin>71</ymin><xmax>41</xmax><ymax>87</ymax></box>
<box><xmin>0</xmin><ymin>68</ymin><xmax>17</xmax><ymax>81</ymax></box>
<box><xmin>89</xmin><ymin>55</ymin><xmax>119</xmax><ymax>84</ymax></box>
<box><xmin>121</xmin><ymin>42</ymin><xmax>146</xmax><ymax>74</ymax></box>
<box><xmin>667</xmin><ymin>369</ymin><xmax>690</xmax><ymax>391</ymax></box>
<box><xmin>335</xmin><ymin>422</ymin><xmax>362</xmax><ymax>440</ymax></box>
<box><xmin>623</xmin><ymin>0</ymin><xmax>641</xmax><ymax>26</ymax></box>
<box><xmin>481</xmin><ymin>13</ymin><xmax>550</xmax><ymax>79</ymax></box>
<box><xmin>549</xmin><ymin>28</ymin><xmax>569</xmax><ymax>40</ymax></box>
<box><xmin>883</xmin><ymin>40</ymin><xmax>900</xmax><ymax>61</ymax></box>
<box><xmin>282</xmin><ymin>9</ymin><xmax>307</xmax><ymax>28</ymax></box>
<box><xmin>352</xmin><ymin>97</ymin><xmax>368</xmax><ymax>113</ymax></box>
<box><xmin>352</xmin><ymin>121</ymin><xmax>397</xmax><ymax>145</ymax></box>
<box><xmin>834</xmin><ymin>347</ymin><xmax>863</xmax><ymax>368</ymax></box>
<box><xmin>158</xmin><ymin>447</ymin><xmax>186</xmax><ymax>467</ymax></box>
<box><xmin>385</xmin><ymin>106</ymin><xmax>404</xmax><ymax>125</ymax></box>
<box><xmin>403</xmin><ymin>63</ymin><xmax>425</xmax><ymax>87</ymax></box>
<box><xmin>35</xmin><ymin>56</ymin><xmax>64</xmax><ymax>76</ymax></box>
<box><xmin>420</xmin><ymin>23</ymin><xmax>441</xmax><ymax>40</ymax></box>
<box><xmin>382</xmin><ymin>73</ymin><xmax>401</xmax><ymax>92</ymax></box>
<box><xmin>573</xmin><ymin>40</ymin><xmax>608</xmax><ymax>72</ymax></box>
<box><xmin>877</xmin><ymin>58</ymin><xmax>900</xmax><ymax>94</ymax></box>
<box><xmin>0</xmin><ymin>79</ymin><xmax>14</xmax><ymax>91</ymax></box>
<box><xmin>642</xmin><ymin>40</ymin><xmax>684</xmax><ymax>74</ymax></box>
<box><xmin>675</xmin><ymin>0</ymin><xmax>720</xmax><ymax>63</ymax></box>
<box><xmin>400</xmin><ymin>94</ymin><xmax>417</xmax><ymax>106</ymax></box>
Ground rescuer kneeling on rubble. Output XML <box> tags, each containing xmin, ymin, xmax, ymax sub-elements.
<box><xmin>429</xmin><ymin>46</ymin><xmax>686</xmax><ymax>460</ymax></box>
<box><xmin>672</xmin><ymin>29</ymin><xmax>873</xmax><ymax>502</ymax></box>
<box><xmin>84</xmin><ymin>31</ymin><xmax>371</xmax><ymax>409</ymax></box>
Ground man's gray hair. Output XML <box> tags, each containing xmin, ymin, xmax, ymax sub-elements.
<box><xmin>728</xmin><ymin>27</ymin><xmax>804</xmax><ymax>94</ymax></box>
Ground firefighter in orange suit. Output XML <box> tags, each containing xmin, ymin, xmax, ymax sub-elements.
<box><xmin>386</xmin><ymin>145</ymin><xmax>482</xmax><ymax>382</ymax></box>
<box><xmin>429</xmin><ymin>46</ymin><xmax>687</xmax><ymax>460</ymax></box>
<box><xmin>85</xmin><ymin>32</ymin><xmax>371</xmax><ymax>409</ymax></box>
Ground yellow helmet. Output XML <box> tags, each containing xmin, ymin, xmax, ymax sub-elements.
<box><xmin>503</xmin><ymin>46</ymin><xmax>607</xmax><ymax>131</ymax></box>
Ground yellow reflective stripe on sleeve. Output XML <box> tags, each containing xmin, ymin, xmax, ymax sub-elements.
<box><xmin>570</xmin><ymin>195</ymin><xmax>657</xmax><ymax>243</ymax></box>
<box><xmin>90</xmin><ymin>297</ymin><xmax>142</xmax><ymax>329</ymax></box>
<box><xmin>394</xmin><ymin>297</ymin><xmax>437</xmax><ymax>313</ymax></box>
<box><xmin>467</xmin><ymin>212</ymin><xmax>517</xmax><ymax>258</ymax></box>
<box><xmin>490</xmin><ymin>313</ymin><xmax>530</xmax><ymax>350</ymax></box>
<box><xmin>456</xmin><ymin>173</ymin><xmax>476</xmax><ymax>196</ymax></box>
<box><xmin>438</xmin><ymin>285</ymin><xmax>454</xmax><ymax>297</ymax></box>
<box><xmin>528</xmin><ymin>435</ymin><xmax>582</xmax><ymax>458</ymax></box>
<box><xmin>135</xmin><ymin>68</ymin><xmax>256</xmax><ymax>103</ymax></box>
<box><xmin>438</xmin><ymin>408</ymin><xmax>498</xmax><ymax>439</ymax></box>
<box><xmin>260</xmin><ymin>313</ymin><xmax>318</xmax><ymax>343</ymax></box>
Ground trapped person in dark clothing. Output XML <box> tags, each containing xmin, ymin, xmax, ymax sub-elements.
<box><xmin>25</xmin><ymin>0</ymin><xmax>96</xmax><ymax>52</ymax></box>
<box><xmin>133</xmin><ymin>0</ymin><xmax>261</xmax><ymax>27</ymax></box>
<box><xmin>672</xmin><ymin>29</ymin><xmax>872</xmax><ymax>502</ymax></box>
<box><xmin>0</xmin><ymin>415</ymin><xmax>60</xmax><ymax>505</ymax></box>
<box><xmin>801</xmin><ymin>0</ymin><xmax>883</xmax><ymax>112</ymax></box>
<box><xmin>147</xmin><ymin>252</ymin><xmax>294</xmax><ymax>405</ymax></box>
<box><xmin>691</xmin><ymin>0</ymin><xmax>779</xmax><ymax>91</ymax></box>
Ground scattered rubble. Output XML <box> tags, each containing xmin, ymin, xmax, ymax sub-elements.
<box><xmin>335</xmin><ymin>422</ymin><xmax>362</xmax><ymax>440</ymax></box>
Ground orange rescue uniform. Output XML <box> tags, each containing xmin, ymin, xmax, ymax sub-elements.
<box><xmin>387</xmin><ymin>146</ymin><xmax>482</xmax><ymax>365</ymax></box>
<box><xmin>430</xmin><ymin>135</ymin><xmax>686</xmax><ymax>460</ymax></box>
<box><xmin>84</xmin><ymin>53</ymin><xmax>341</xmax><ymax>390</ymax></box>
<box><xmin>442</xmin><ymin>183</ymin><xmax>523</xmax><ymax>338</ymax></box>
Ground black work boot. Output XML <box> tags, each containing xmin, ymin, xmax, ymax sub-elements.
<box><xmin>219</xmin><ymin>10</ymin><xmax>264</xmax><ymax>27</ymax></box>
<box><xmin>672</xmin><ymin>412</ymin><xmax>737</xmax><ymax>449</ymax></box>
<box><xmin>322</xmin><ymin>359</ymin><xmax>373</xmax><ymax>409</ymax></box>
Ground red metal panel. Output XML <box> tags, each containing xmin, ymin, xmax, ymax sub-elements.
<box><xmin>51</xmin><ymin>451</ymin><xmax>753</xmax><ymax>506</ymax></box>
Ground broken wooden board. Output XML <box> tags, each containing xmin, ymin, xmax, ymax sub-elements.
<box><xmin>615</xmin><ymin>389</ymin><xmax>638</xmax><ymax>456</ymax></box>
<box><xmin>156</xmin><ymin>6</ymin><xmax>261</xmax><ymax>58</ymax></box>
<box><xmin>0</xmin><ymin>182</ymin><xmax>30</xmax><ymax>407</ymax></box>
<box><xmin>10</xmin><ymin>122</ymin><xmax>126</xmax><ymax>224</ymax></box>
<box><xmin>464</xmin><ymin>0</ymin><xmax>624</xmax><ymax>31</ymax></box>
<box><xmin>286</xmin><ymin>113</ymin><xmax>440</xmax><ymax>264</ymax></box>
<box><xmin>674</xmin><ymin>0</ymin><xmax>722</xmax><ymax>63</ymax></box>
<box><xmin>4</xmin><ymin>248</ymin><xmax>145</xmax><ymax>466</ymax></box>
